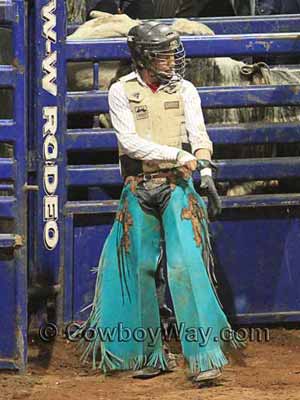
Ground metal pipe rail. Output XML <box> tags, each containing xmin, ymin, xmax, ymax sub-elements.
<box><xmin>0</xmin><ymin>121</ymin><xmax>16</xmax><ymax>141</ymax></box>
<box><xmin>66</xmin><ymin>85</ymin><xmax>300</xmax><ymax>113</ymax></box>
<box><xmin>0</xmin><ymin>196</ymin><xmax>16</xmax><ymax>218</ymax></box>
<box><xmin>0</xmin><ymin>158</ymin><xmax>16</xmax><ymax>180</ymax></box>
<box><xmin>64</xmin><ymin>193</ymin><xmax>300</xmax><ymax>216</ymax></box>
<box><xmin>67</xmin><ymin>14</ymin><xmax>300</xmax><ymax>35</ymax></box>
<box><xmin>66</xmin><ymin>157</ymin><xmax>300</xmax><ymax>186</ymax></box>
<box><xmin>0</xmin><ymin>65</ymin><xmax>17</xmax><ymax>86</ymax></box>
<box><xmin>0</xmin><ymin>0</ymin><xmax>16</xmax><ymax>24</ymax></box>
<box><xmin>66</xmin><ymin>33</ymin><xmax>300</xmax><ymax>60</ymax></box>
<box><xmin>65</xmin><ymin>122</ymin><xmax>300</xmax><ymax>150</ymax></box>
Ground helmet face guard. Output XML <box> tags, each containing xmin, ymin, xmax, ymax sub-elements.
<box><xmin>128</xmin><ymin>23</ymin><xmax>186</xmax><ymax>84</ymax></box>
<box><xmin>144</xmin><ymin>40</ymin><xmax>186</xmax><ymax>83</ymax></box>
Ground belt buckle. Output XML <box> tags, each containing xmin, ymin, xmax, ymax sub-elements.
<box><xmin>143</xmin><ymin>174</ymin><xmax>153</xmax><ymax>181</ymax></box>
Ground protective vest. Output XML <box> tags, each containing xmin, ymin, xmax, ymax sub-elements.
<box><xmin>119</xmin><ymin>75</ymin><xmax>189</xmax><ymax>176</ymax></box>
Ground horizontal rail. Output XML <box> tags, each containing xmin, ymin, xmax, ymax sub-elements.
<box><xmin>65</xmin><ymin>129</ymin><xmax>117</xmax><ymax>150</ymax></box>
<box><xmin>67</xmin><ymin>85</ymin><xmax>300</xmax><ymax>113</ymax></box>
<box><xmin>0</xmin><ymin>121</ymin><xmax>16</xmax><ymax>141</ymax></box>
<box><xmin>0</xmin><ymin>158</ymin><xmax>15</xmax><ymax>180</ymax></box>
<box><xmin>66</xmin><ymin>157</ymin><xmax>300</xmax><ymax>186</ymax></box>
<box><xmin>65</xmin><ymin>193</ymin><xmax>300</xmax><ymax>215</ymax></box>
<box><xmin>0</xmin><ymin>196</ymin><xmax>16</xmax><ymax>218</ymax></box>
<box><xmin>66</xmin><ymin>33</ymin><xmax>300</xmax><ymax>61</ymax></box>
<box><xmin>67</xmin><ymin>164</ymin><xmax>121</xmax><ymax>186</ymax></box>
<box><xmin>209</xmin><ymin>122</ymin><xmax>300</xmax><ymax>144</ymax></box>
<box><xmin>0</xmin><ymin>234</ymin><xmax>18</xmax><ymax>249</ymax></box>
<box><xmin>67</xmin><ymin>15</ymin><xmax>300</xmax><ymax>36</ymax></box>
<box><xmin>65</xmin><ymin>122</ymin><xmax>300</xmax><ymax>150</ymax></box>
<box><xmin>217</xmin><ymin>157</ymin><xmax>300</xmax><ymax>181</ymax></box>
<box><xmin>196</xmin><ymin>85</ymin><xmax>300</xmax><ymax>108</ymax></box>
<box><xmin>0</xmin><ymin>1</ymin><xmax>15</xmax><ymax>23</ymax></box>
<box><xmin>229</xmin><ymin>311</ymin><xmax>300</xmax><ymax>325</ymax></box>
<box><xmin>0</xmin><ymin>360</ymin><xmax>19</xmax><ymax>370</ymax></box>
<box><xmin>0</xmin><ymin>183</ymin><xmax>14</xmax><ymax>192</ymax></box>
<box><xmin>0</xmin><ymin>65</ymin><xmax>16</xmax><ymax>87</ymax></box>
<box><xmin>219</xmin><ymin>194</ymin><xmax>300</xmax><ymax>208</ymax></box>
<box><xmin>161</xmin><ymin>15</ymin><xmax>300</xmax><ymax>34</ymax></box>
<box><xmin>65</xmin><ymin>199</ymin><xmax>119</xmax><ymax>214</ymax></box>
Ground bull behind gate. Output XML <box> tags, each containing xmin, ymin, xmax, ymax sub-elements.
<box><xmin>1</xmin><ymin>14</ymin><xmax>300</xmax><ymax>195</ymax></box>
<box><xmin>66</xmin><ymin>12</ymin><xmax>300</xmax><ymax>196</ymax></box>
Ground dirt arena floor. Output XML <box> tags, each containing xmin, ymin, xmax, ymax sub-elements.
<box><xmin>0</xmin><ymin>327</ymin><xmax>299</xmax><ymax>400</ymax></box>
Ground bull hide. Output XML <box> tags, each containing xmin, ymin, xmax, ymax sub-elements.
<box><xmin>67</xmin><ymin>0</ymin><xmax>86</xmax><ymax>23</ymax></box>
<box><xmin>67</xmin><ymin>15</ymin><xmax>300</xmax><ymax>195</ymax></box>
<box><xmin>67</xmin><ymin>15</ymin><xmax>300</xmax><ymax>131</ymax></box>
<box><xmin>67</xmin><ymin>12</ymin><xmax>138</xmax><ymax>101</ymax></box>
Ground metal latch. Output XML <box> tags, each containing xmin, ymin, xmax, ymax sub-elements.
<box><xmin>23</xmin><ymin>184</ymin><xmax>39</xmax><ymax>192</ymax></box>
<box><xmin>0</xmin><ymin>234</ymin><xmax>24</xmax><ymax>249</ymax></box>
<box><xmin>14</xmin><ymin>234</ymin><xmax>24</xmax><ymax>248</ymax></box>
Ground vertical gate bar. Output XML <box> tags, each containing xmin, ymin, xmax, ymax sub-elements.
<box><xmin>92</xmin><ymin>61</ymin><xmax>99</xmax><ymax>90</ymax></box>
<box><xmin>33</xmin><ymin>0</ymin><xmax>67</xmax><ymax>326</ymax></box>
<box><xmin>12</xmin><ymin>0</ymin><xmax>27</xmax><ymax>371</ymax></box>
<box><xmin>92</xmin><ymin>62</ymin><xmax>100</xmax><ymax>128</ymax></box>
<box><xmin>57</xmin><ymin>0</ymin><xmax>68</xmax><ymax>327</ymax></box>
<box><xmin>27</xmin><ymin>0</ymin><xmax>38</xmax><ymax>289</ymax></box>
<box><xmin>63</xmin><ymin>213</ymin><xmax>74</xmax><ymax>323</ymax></box>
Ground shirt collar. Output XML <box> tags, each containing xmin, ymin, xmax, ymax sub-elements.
<box><xmin>134</xmin><ymin>70</ymin><xmax>180</xmax><ymax>92</ymax></box>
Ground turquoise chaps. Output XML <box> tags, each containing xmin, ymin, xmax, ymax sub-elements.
<box><xmin>81</xmin><ymin>178</ymin><xmax>241</xmax><ymax>373</ymax></box>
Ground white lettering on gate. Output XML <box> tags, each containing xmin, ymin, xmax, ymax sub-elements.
<box><xmin>41</xmin><ymin>2</ymin><xmax>59</xmax><ymax>250</ymax></box>
<box><xmin>44</xmin><ymin>220</ymin><xmax>59</xmax><ymax>251</ymax></box>
<box><xmin>43</xmin><ymin>106</ymin><xmax>57</xmax><ymax>135</ymax></box>
<box><xmin>41</xmin><ymin>0</ymin><xmax>57</xmax><ymax>96</ymax></box>
<box><xmin>42</xmin><ymin>51</ymin><xmax>57</xmax><ymax>96</ymax></box>
<box><xmin>42</xmin><ymin>0</ymin><xmax>57</xmax><ymax>43</ymax></box>
<box><xmin>42</xmin><ymin>106</ymin><xmax>59</xmax><ymax>250</ymax></box>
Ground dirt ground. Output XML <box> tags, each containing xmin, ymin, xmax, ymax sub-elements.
<box><xmin>0</xmin><ymin>327</ymin><xmax>299</xmax><ymax>400</ymax></box>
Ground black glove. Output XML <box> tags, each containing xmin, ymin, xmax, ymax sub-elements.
<box><xmin>200</xmin><ymin>175</ymin><xmax>222</xmax><ymax>219</ymax></box>
<box><xmin>197</xmin><ymin>160</ymin><xmax>222</xmax><ymax>219</ymax></box>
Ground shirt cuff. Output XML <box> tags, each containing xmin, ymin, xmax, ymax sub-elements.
<box><xmin>192</xmin><ymin>141</ymin><xmax>213</xmax><ymax>155</ymax></box>
<box><xmin>163</xmin><ymin>146</ymin><xmax>180</xmax><ymax>161</ymax></box>
<box><xmin>200</xmin><ymin>168</ymin><xmax>212</xmax><ymax>177</ymax></box>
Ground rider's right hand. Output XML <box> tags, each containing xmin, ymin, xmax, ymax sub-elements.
<box><xmin>176</xmin><ymin>150</ymin><xmax>197</xmax><ymax>171</ymax></box>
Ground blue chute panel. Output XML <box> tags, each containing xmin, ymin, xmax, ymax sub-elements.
<box><xmin>0</xmin><ymin>0</ymin><xmax>27</xmax><ymax>371</ymax></box>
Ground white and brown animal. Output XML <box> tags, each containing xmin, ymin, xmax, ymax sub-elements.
<box><xmin>67</xmin><ymin>13</ymin><xmax>300</xmax><ymax>195</ymax></box>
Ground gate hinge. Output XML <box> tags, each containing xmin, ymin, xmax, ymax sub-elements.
<box><xmin>14</xmin><ymin>235</ymin><xmax>25</xmax><ymax>248</ymax></box>
<box><xmin>23</xmin><ymin>183</ymin><xmax>39</xmax><ymax>192</ymax></box>
<box><xmin>0</xmin><ymin>234</ymin><xmax>25</xmax><ymax>249</ymax></box>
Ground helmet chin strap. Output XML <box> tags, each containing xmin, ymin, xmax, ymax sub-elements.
<box><xmin>150</xmin><ymin>69</ymin><xmax>173</xmax><ymax>84</ymax></box>
<box><xmin>151</xmin><ymin>68</ymin><xmax>182</xmax><ymax>85</ymax></box>
<box><xmin>144</xmin><ymin>60</ymin><xmax>178</xmax><ymax>85</ymax></box>
<box><xmin>138</xmin><ymin>54</ymin><xmax>182</xmax><ymax>85</ymax></box>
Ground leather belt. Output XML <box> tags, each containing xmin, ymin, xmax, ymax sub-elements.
<box><xmin>137</xmin><ymin>171</ymin><xmax>174</xmax><ymax>181</ymax></box>
<box><xmin>125</xmin><ymin>170</ymin><xmax>176</xmax><ymax>188</ymax></box>
<box><xmin>124</xmin><ymin>169</ymin><xmax>192</xmax><ymax>189</ymax></box>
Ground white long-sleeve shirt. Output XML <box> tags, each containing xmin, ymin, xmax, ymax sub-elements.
<box><xmin>108</xmin><ymin>71</ymin><xmax>213</xmax><ymax>161</ymax></box>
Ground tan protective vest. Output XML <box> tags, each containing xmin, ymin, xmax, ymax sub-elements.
<box><xmin>119</xmin><ymin>75</ymin><xmax>188</xmax><ymax>173</ymax></box>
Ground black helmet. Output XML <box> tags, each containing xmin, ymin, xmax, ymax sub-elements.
<box><xmin>127</xmin><ymin>22</ymin><xmax>185</xmax><ymax>83</ymax></box>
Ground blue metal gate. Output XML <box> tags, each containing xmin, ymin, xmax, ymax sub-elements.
<box><xmin>61</xmin><ymin>13</ymin><xmax>300</xmax><ymax>325</ymax></box>
<box><xmin>0</xmin><ymin>0</ymin><xmax>27</xmax><ymax>370</ymax></box>
<box><xmin>28</xmin><ymin>0</ymin><xmax>66</xmax><ymax>327</ymax></box>
<box><xmin>1</xmin><ymin>1</ymin><xmax>300</xmax><ymax>371</ymax></box>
